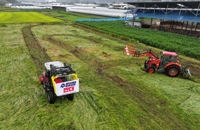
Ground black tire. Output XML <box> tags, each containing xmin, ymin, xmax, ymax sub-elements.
<box><xmin>39</xmin><ymin>76</ymin><xmax>44</xmax><ymax>85</ymax></box>
<box><xmin>43</xmin><ymin>78</ymin><xmax>47</xmax><ymax>89</ymax></box>
<box><xmin>146</xmin><ymin>66</ymin><xmax>155</xmax><ymax>74</ymax></box>
<box><xmin>144</xmin><ymin>60</ymin><xmax>148</xmax><ymax>69</ymax></box>
<box><xmin>67</xmin><ymin>94</ymin><xmax>74</xmax><ymax>101</ymax></box>
<box><xmin>47</xmin><ymin>90</ymin><xmax>56</xmax><ymax>104</ymax></box>
<box><xmin>165</xmin><ymin>65</ymin><xmax>181</xmax><ymax>77</ymax></box>
<box><xmin>40</xmin><ymin>79</ymin><xmax>43</xmax><ymax>85</ymax></box>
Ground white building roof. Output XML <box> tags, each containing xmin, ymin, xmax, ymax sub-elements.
<box><xmin>67</xmin><ymin>6</ymin><xmax>133</xmax><ymax>18</ymax></box>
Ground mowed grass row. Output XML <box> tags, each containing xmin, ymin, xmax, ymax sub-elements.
<box><xmin>32</xmin><ymin>24</ymin><xmax>200</xmax><ymax>129</ymax></box>
<box><xmin>0</xmin><ymin>12</ymin><xmax>62</xmax><ymax>24</ymax></box>
<box><xmin>0</xmin><ymin>24</ymin><xmax>118</xmax><ymax>129</ymax></box>
<box><xmin>0</xmin><ymin>24</ymin><xmax>44</xmax><ymax>129</ymax></box>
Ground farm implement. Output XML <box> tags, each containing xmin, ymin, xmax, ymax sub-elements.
<box><xmin>124</xmin><ymin>45</ymin><xmax>191</xmax><ymax>77</ymax></box>
<box><xmin>39</xmin><ymin>61</ymin><xmax>79</xmax><ymax>104</ymax></box>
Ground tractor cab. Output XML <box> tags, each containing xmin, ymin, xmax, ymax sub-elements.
<box><xmin>160</xmin><ymin>51</ymin><xmax>178</xmax><ymax>66</ymax></box>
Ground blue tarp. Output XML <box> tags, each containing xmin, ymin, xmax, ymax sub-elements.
<box><xmin>76</xmin><ymin>17</ymin><xmax>134</xmax><ymax>22</ymax></box>
<box><xmin>135</xmin><ymin>10</ymin><xmax>200</xmax><ymax>22</ymax></box>
<box><xmin>76</xmin><ymin>9</ymin><xmax>200</xmax><ymax>23</ymax></box>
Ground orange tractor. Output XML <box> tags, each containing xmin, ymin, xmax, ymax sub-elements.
<box><xmin>124</xmin><ymin>45</ymin><xmax>191</xmax><ymax>77</ymax></box>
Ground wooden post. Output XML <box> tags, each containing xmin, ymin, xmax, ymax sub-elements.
<box><xmin>160</xmin><ymin>19</ymin><xmax>162</xmax><ymax>30</ymax></box>
<box><xmin>195</xmin><ymin>23</ymin><xmax>198</xmax><ymax>31</ymax></box>
<box><xmin>132</xmin><ymin>14</ymin><xmax>135</xmax><ymax>27</ymax></box>
<box><xmin>150</xmin><ymin>18</ymin><xmax>153</xmax><ymax>29</ymax></box>
<box><xmin>181</xmin><ymin>21</ymin><xmax>184</xmax><ymax>29</ymax></box>
<box><xmin>189</xmin><ymin>22</ymin><xmax>194</xmax><ymax>36</ymax></box>
<box><xmin>172</xmin><ymin>21</ymin><xmax>174</xmax><ymax>29</ymax></box>
<box><xmin>170</xmin><ymin>20</ymin><xmax>173</xmax><ymax>28</ymax></box>
<box><xmin>185</xmin><ymin>22</ymin><xmax>188</xmax><ymax>31</ymax></box>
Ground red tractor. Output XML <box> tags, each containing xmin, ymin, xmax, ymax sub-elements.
<box><xmin>141</xmin><ymin>50</ymin><xmax>181</xmax><ymax>77</ymax></box>
<box><xmin>124</xmin><ymin>45</ymin><xmax>191</xmax><ymax>77</ymax></box>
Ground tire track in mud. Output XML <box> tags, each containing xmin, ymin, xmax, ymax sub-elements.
<box><xmin>22</xmin><ymin>25</ymin><xmax>51</xmax><ymax>75</ymax></box>
<box><xmin>44</xmin><ymin>35</ymin><xmax>190</xmax><ymax>129</ymax></box>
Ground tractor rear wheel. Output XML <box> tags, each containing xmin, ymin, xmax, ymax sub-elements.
<box><xmin>165</xmin><ymin>65</ymin><xmax>180</xmax><ymax>77</ymax></box>
<box><xmin>67</xmin><ymin>94</ymin><xmax>74</xmax><ymax>101</ymax></box>
<box><xmin>146</xmin><ymin>66</ymin><xmax>155</xmax><ymax>74</ymax></box>
<box><xmin>47</xmin><ymin>90</ymin><xmax>56</xmax><ymax>104</ymax></box>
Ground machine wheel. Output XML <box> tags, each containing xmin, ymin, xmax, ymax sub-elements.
<box><xmin>39</xmin><ymin>76</ymin><xmax>43</xmax><ymax>84</ymax></box>
<box><xmin>165</xmin><ymin>65</ymin><xmax>180</xmax><ymax>77</ymax></box>
<box><xmin>47</xmin><ymin>90</ymin><xmax>56</xmax><ymax>104</ymax></box>
<box><xmin>146</xmin><ymin>66</ymin><xmax>155</xmax><ymax>74</ymax></box>
<box><xmin>67</xmin><ymin>94</ymin><xmax>74</xmax><ymax>101</ymax></box>
<box><xmin>43</xmin><ymin>79</ymin><xmax>47</xmax><ymax>89</ymax></box>
<box><xmin>144</xmin><ymin>60</ymin><xmax>148</xmax><ymax>69</ymax></box>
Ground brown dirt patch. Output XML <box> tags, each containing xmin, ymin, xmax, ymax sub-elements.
<box><xmin>22</xmin><ymin>25</ymin><xmax>51</xmax><ymax>75</ymax></box>
<box><xmin>108</xmin><ymin>75</ymin><xmax>125</xmax><ymax>86</ymax></box>
<box><xmin>71</xmin><ymin>46</ymin><xmax>85</xmax><ymax>54</ymax></box>
<box><xmin>102</xmin><ymin>51</ymin><xmax>111</xmax><ymax>57</ymax></box>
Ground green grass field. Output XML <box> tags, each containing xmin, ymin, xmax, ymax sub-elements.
<box><xmin>0</xmin><ymin>11</ymin><xmax>200</xmax><ymax>129</ymax></box>
<box><xmin>0</xmin><ymin>12</ymin><xmax>62</xmax><ymax>24</ymax></box>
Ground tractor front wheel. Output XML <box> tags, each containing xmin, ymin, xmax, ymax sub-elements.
<box><xmin>146</xmin><ymin>66</ymin><xmax>155</xmax><ymax>74</ymax></box>
<box><xmin>165</xmin><ymin>65</ymin><xmax>180</xmax><ymax>77</ymax></box>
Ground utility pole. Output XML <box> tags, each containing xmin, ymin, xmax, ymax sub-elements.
<box><xmin>132</xmin><ymin>7</ymin><xmax>137</xmax><ymax>27</ymax></box>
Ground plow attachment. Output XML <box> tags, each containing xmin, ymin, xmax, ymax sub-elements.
<box><xmin>180</xmin><ymin>66</ymin><xmax>192</xmax><ymax>78</ymax></box>
<box><xmin>123</xmin><ymin>45</ymin><xmax>140</xmax><ymax>57</ymax></box>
